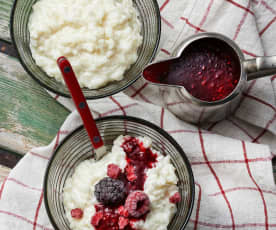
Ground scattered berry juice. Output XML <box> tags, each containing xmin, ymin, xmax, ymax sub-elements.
<box><xmin>143</xmin><ymin>38</ymin><xmax>241</xmax><ymax>102</ymax></box>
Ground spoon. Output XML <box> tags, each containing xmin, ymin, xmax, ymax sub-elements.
<box><xmin>57</xmin><ymin>56</ymin><xmax>106</xmax><ymax>160</ymax></box>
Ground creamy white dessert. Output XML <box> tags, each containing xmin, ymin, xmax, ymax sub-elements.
<box><xmin>28</xmin><ymin>0</ymin><xmax>142</xmax><ymax>89</ymax></box>
<box><xmin>63</xmin><ymin>135</ymin><xmax>180</xmax><ymax>230</ymax></box>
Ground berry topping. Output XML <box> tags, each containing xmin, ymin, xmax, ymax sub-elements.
<box><xmin>107</xmin><ymin>164</ymin><xmax>122</xmax><ymax>179</ymax></box>
<box><xmin>118</xmin><ymin>216</ymin><xmax>129</xmax><ymax>229</ymax></box>
<box><xmin>169</xmin><ymin>192</ymin><xmax>181</xmax><ymax>204</ymax></box>
<box><xmin>122</xmin><ymin>137</ymin><xmax>138</xmax><ymax>154</ymax></box>
<box><xmin>125</xmin><ymin>191</ymin><xmax>150</xmax><ymax>218</ymax></box>
<box><xmin>117</xmin><ymin>205</ymin><xmax>129</xmax><ymax>217</ymax></box>
<box><xmin>71</xmin><ymin>208</ymin><xmax>83</xmax><ymax>219</ymax></box>
<box><xmin>91</xmin><ymin>211</ymin><xmax>103</xmax><ymax>227</ymax></box>
<box><xmin>95</xmin><ymin>177</ymin><xmax>126</xmax><ymax>206</ymax></box>
<box><xmin>125</xmin><ymin>164</ymin><xmax>137</xmax><ymax>182</ymax></box>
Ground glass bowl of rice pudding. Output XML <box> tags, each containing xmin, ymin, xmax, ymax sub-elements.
<box><xmin>44</xmin><ymin>116</ymin><xmax>194</xmax><ymax>230</ymax></box>
<box><xmin>10</xmin><ymin>0</ymin><xmax>160</xmax><ymax>99</ymax></box>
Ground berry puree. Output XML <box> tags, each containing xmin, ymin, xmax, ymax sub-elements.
<box><xmin>122</xmin><ymin>137</ymin><xmax>158</xmax><ymax>191</ymax></box>
<box><xmin>91</xmin><ymin>137</ymin><xmax>158</xmax><ymax>230</ymax></box>
<box><xmin>143</xmin><ymin>38</ymin><xmax>241</xmax><ymax>102</ymax></box>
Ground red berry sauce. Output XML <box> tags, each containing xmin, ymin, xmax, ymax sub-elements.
<box><xmin>92</xmin><ymin>204</ymin><xmax>144</xmax><ymax>230</ymax></box>
<box><xmin>91</xmin><ymin>137</ymin><xmax>158</xmax><ymax>230</ymax></box>
<box><xmin>143</xmin><ymin>38</ymin><xmax>241</xmax><ymax>102</ymax></box>
<box><xmin>122</xmin><ymin>137</ymin><xmax>158</xmax><ymax>192</ymax></box>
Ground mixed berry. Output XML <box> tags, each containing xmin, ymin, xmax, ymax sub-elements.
<box><xmin>70</xmin><ymin>137</ymin><xmax>181</xmax><ymax>229</ymax></box>
<box><xmin>94</xmin><ymin>177</ymin><xmax>127</xmax><ymax>206</ymax></box>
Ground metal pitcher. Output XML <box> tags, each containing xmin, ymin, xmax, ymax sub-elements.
<box><xmin>142</xmin><ymin>32</ymin><xmax>276</xmax><ymax>124</ymax></box>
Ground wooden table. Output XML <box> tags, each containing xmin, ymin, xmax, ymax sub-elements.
<box><xmin>0</xmin><ymin>0</ymin><xmax>275</xmax><ymax>183</ymax></box>
<box><xmin>0</xmin><ymin>0</ymin><xmax>70</xmax><ymax>181</ymax></box>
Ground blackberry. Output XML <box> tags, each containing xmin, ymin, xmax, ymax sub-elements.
<box><xmin>94</xmin><ymin>177</ymin><xmax>126</xmax><ymax>206</ymax></box>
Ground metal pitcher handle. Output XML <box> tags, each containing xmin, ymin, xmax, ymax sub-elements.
<box><xmin>244</xmin><ymin>56</ymin><xmax>276</xmax><ymax>81</ymax></box>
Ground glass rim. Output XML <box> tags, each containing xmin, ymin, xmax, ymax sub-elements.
<box><xmin>10</xmin><ymin>0</ymin><xmax>162</xmax><ymax>99</ymax></box>
<box><xmin>43</xmin><ymin>115</ymin><xmax>195</xmax><ymax>230</ymax></box>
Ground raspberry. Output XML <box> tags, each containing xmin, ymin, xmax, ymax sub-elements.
<box><xmin>122</xmin><ymin>138</ymin><xmax>138</xmax><ymax>154</ymax></box>
<box><xmin>169</xmin><ymin>192</ymin><xmax>181</xmax><ymax>204</ymax></box>
<box><xmin>91</xmin><ymin>211</ymin><xmax>103</xmax><ymax>227</ymax></box>
<box><xmin>124</xmin><ymin>191</ymin><xmax>150</xmax><ymax>218</ymax></box>
<box><xmin>95</xmin><ymin>177</ymin><xmax>126</xmax><ymax>206</ymax></box>
<box><xmin>117</xmin><ymin>205</ymin><xmax>129</xmax><ymax>217</ymax></box>
<box><xmin>118</xmin><ymin>216</ymin><xmax>129</xmax><ymax>229</ymax></box>
<box><xmin>71</xmin><ymin>208</ymin><xmax>83</xmax><ymax>219</ymax></box>
<box><xmin>125</xmin><ymin>164</ymin><xmax>137</xmax><ymax>182</ymax></box>
<box><xmin>107</xmin><ymin>164</ymin><xmax>121</xmax><ymax>179</ymax></box>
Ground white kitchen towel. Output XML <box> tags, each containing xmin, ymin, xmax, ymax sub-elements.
<box><xmin>1</xmin><ymin>0</ymin><xmax>276</xmax><ymax>230</ymax></box>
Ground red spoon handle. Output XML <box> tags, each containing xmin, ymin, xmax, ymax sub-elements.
<box><xmin>57</xmin><ymin>56</ymin><xmax>104</xmax><ymax>149</ymax></box>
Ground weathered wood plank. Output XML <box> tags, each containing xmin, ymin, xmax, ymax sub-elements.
<box><xmin>0</xmin><ymin>52</ymin><xmax>70</xmax><ymax>154</ymax></box>
<box><xmin>0</xmin><ymin>39</ymin><xmax>18</xmax><ymax>57</ymax></box>
<box><xmin>0</xmin><ymin>0</ymin><xmax>13</xmax><ymax>42</ymax></box>
<box><xmin>0</xmin><ymin>147</ymin><xmax>21</xmax><ymax>168</ymax></box>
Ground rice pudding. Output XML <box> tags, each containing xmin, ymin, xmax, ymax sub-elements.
<box><xmin>28</xmin><ymin>0</ymin><xmax>142</xmax><ymax>89</ymax></box>
<box><xmin>63</xmin><ymin>135</ymin><xmax>180</xmax><ymax>230</ymax></box>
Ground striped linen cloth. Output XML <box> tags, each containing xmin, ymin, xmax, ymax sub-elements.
<box><xmin>1</xmin><ymin>0</ymin><xmax>276</xmax><ymax>229</ymax></box>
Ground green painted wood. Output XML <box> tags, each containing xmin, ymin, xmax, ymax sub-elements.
<box><xmin>0</xmin><ymin>52</ymin><xmax>69</xmax><ymax>154</ymax></box>
<box><xmin>0</xmin><ymin>0</ymin><xmax>13</xmax><ymax>42</ymax></box>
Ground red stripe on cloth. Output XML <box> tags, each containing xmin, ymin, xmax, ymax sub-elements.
<box><xmin>242</xmin><ymin>141</ymin><xmax>269</xmax><ymax>229</ymax></box>
<box><xmin>233</xmin><ymin>1</ymin><xmax>251</xmax><ymax>40</ymax></box>
<box><xmin>271</xmin><ymin>75</ymin><xmax>276</xmax><ymax>81</ymax></box>
<box><xmin>160</xmin><ymin>48</ymin><xmax>171</xmax><ymax>56</ymax></box>
<box><xmin>197</xmin><ymin>109</ymin><xmax>205</xmax><ymax>124</ymax></box>
<box><xmin>191</xmin><ymin>156</ymin><xmax>271</xmax><ymax>165</ymax></box>
<box><xmin>59</xmin><ymin>130</ymin><xmax>70</xmax><ymax>135</ymax></box>
<box><xmin>226</xmin><ymin>0</ymin><xmax>254</xmax><ymax>16</ymax></box>
<box><xmin>160</xmin><ymin>108</ymin><xmax>165</xmax><ymax>129</ymax></box>
<box><xmin>7</xmin><ymin>178</ymin><xmax>42</xmax><ymax>192</ymax></box>
<box><xmin>232</xmin><ymin>80</ymin><xmax>256</xmax><ymax>116</ymax></box>
<box><xmin>241</xmin><ymin>49</ymin><xmax>257</xmax><ymax>57</ymax></box>
<box><xmin>252</xmin><ymin>113</ymin><xmax>276</xmax><ymax>143</ymax></box>
<box><xmin>207</xmin><ymin>120</ymin><xmax>220</xmax><ymax>131</ymax></box>
<box><xmin>131</xmin><ymin>83</ymin><xmax>148</xmax><ymax>98</ymax></box>
<box><xmin>226</xmin><ymin>118</ymin><xmax>258</xmax><ymax>142</ymax></box>
<box><xmin>136</xmin><ymin>93</ymin><xmax>152</xmax><ymax>103</ymax></box>
<box><xmin>0</xmin><ymin>177</ymin><xmax>8</xmax><ymax>200</ymax></box>
<box><xmin>101</xmin><ymin>103</ymin><xmax>138</xmax><ymax>116</ymax></box>
<box><xmin>167</xmin><ymin>101</ymin><xmax>185</xmax><ymax>106</ymax></box>
<box><xmin>259</xmin><ymin>16</ymin><xmax>276</xmax><ymax>36</ymax></box>
<box><xmin>198</xmin><ymin>128</ymin><xmax>236</xmax><ymax>229</ymax></box>
<box><xmin>261</xmin><ymin>0</ymin><xmax>276</xmax><ymax>15</ymax></box>
<box><xmin>161</xmin><ymin>16</ymin><xmax>174</xmax><ymax>29</ymax></box>
<box><xmin>180</xmin><ymin>17</ymin><xmax>206</xmax><ymax>32</ymax></box>
<box><xmin>197</xmin><ymin>0</ymin><xmax>215</xmax><ymax>32</ymax></box>
<box><xmin>129</xmin><ymin>86</ymin><xmax>152</xmax><ymax>103</ymax></box>
<box><xmin>0</xmin><ymin>210</ymin><xmax>53</xmax><ymax>230</ymax></box>
<box><xmin>190</xmin><ymin>219</ymin><xmax>276</xmax><ymax>228</ymax></box>
<box><xmin>33</xmin><ymin>192</ymin><xmax>44</xmax><ymax>230</ymax></box>
<box><xmin>54</xmin><ymin>94</ymin><xmax>59</xmax><ymax>100</ymax></box>
<box><xmin>30</xmin><ymin>151</ymin><xmax>50</xmax><ymax>160</ymax></box>
<box><xmin>243</xmin><ymin>93</ymin><xmax>276</xmax><ymax>112</ymax></box>
<box><xmin>160</xmin><ymin>0</ymin><xmax>170</xmax><ymax>11</ymax></box>
<box><xmin>52</xmin><ymin>130</ymin><xmax>61</xmax><ymax>152</ymax></box>
<box><xmin>194</xmin><ymin>182</ymin><xmax>202</xmax><ymax>230</ymax></box>
<box><xmin>110</xmin><ymin>96</ymin><xmax>126</xmax><ymax>116</ymax></box>
<box><xmin>209</xmin><ymin>186</ymin><xmax>276</xmax><ymax>197</ymax></box>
